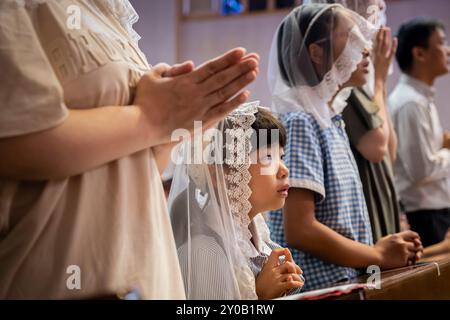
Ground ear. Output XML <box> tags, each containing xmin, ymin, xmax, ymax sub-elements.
<box><xmin>308</xmin><ymin>43</ymin><xmax>324</xmax><ymax>66</ymax></box>
<box><xmin>412</xmin><ymin>46</ymin><xmax>427</xmax><ymax>63</ymax></box>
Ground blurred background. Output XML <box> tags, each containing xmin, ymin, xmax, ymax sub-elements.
<box><xmin>131</xmin><ymin>0</ymin><xmax>450</xmax><ymax>129</ymax></box>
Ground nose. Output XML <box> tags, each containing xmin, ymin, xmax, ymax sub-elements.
<box><xmin>277</xmin><ymin>161</ymin><xmax>289</xmax><ymax>179</ymax></box>
<box><xmin>362</xmin><ymin>49</ymin><xmax>370</xmax><ymax>58</ymax></box>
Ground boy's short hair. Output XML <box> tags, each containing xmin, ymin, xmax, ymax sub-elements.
<box><xmin>220</xmin><ymin>107</ymin><xmax>287</xmax><ymax>166</ymax></box>
<box><xmin>396</xmin><ymin>18</ymin><xmax>445</xmax><ymax>72</ymax></box>
<box><xmin>250</xmin><ymin>107</ymin><xmax>287</xmax><ymax>149</ymax></box>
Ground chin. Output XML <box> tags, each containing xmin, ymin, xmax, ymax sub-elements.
<box><xmin>347</xmin><ymin>71</ymin><xmax>367</xmax><ymax>87</ymax></box>
<box><xmin>434</xmin><ymin>60</ymin><xmax>449</xmax><ymax>76</ymax></box>
<box><xmin>271</xmin><ymin>199</ymin><xmax>286</xmax><ymax>211</ymax></box>
<box><xmin>355</xmin><ymin>71</ymin><xmax>368</xmax><ymax>86</ymax></box>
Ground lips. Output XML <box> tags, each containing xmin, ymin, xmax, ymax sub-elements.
<box><xmin>360</xmin><ymin>60</ymin><xmax>370</xmax><ymax>73</ymax></box>
<box><xmin>277</xmin><ymin>184</ymin><xmax>290</xmax><ymax>197</ymax></box>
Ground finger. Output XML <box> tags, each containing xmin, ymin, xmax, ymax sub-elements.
<box><xmin>295</xmin><ymin>265</ymin><xmax>302</xmax><ymax>275</ymax></box>
<box><xmin>241</xmin><ymin>53</ymin><xmax>260</xmax><ymax>62</ymax></box>
<box><xmin>281</xmin><ymin>279</ymin><xmax>304</xmax><ymax>292</ymax></box>
<box><xmin>405</xmin><ymin>241</ymin><xmax>422</xmax><ymax>253</ymax></box>
<box><xmin>151</xmin><ymin>63</ymin><xmax>171</xmax><ymax>77</ymax></box>
<box><xmin>204</xmin><ymin>69</ymin><xmax>257</xmax><ymax>107</ymax></box>
<box><xmin>188</xmin><ymin>48</ymin><xmax>247</xmax><ymax>83</ymax></box>
<box><xmin>379</xmin><ymin>28</ymin><xmax>388</xmax><ymax>55</ymax></box>
<box><xmin>414</xmin><ymin>242</ymin><xmax>424</xmax><ymax>252</ymax></box>
<box><xmin>282</xmin><ymin>249</ymin><xmax>302</xmax><ymax>274</ymax></box>
<box><xmin>163</xmin><ymin>61</ymin><xmax>194</xmax><ymax>78</ymax></box>
<box><xmin>199</xmin><ymin>58</ymin><xmax>258</xmax><ymax>96</ymax></box>
<box><xmin>281</xmin><ymin>273</ymin><xmax>304</xmax><ymax>284</ymax></box>
<box><xmin>413</xmin><ymin>237</ymin><xmax>423</xmax><ymax>248</ymax></box>
<box><xmin>415</xmin><ymin>251</ymin><xmax>423</xmax><ymax>262</ymax></box>
<box><xmin>375</xmin><ymin>28</ymin><xmax>384</xmax><ymax>55</ymax></box>
<box><xmin>263</xmin><ymin>248</ymin><xmax>288</xmax><ymax>268</ymax></box>
<box><xmin>203</xmin><ymin>91</ymin><xmax>250</xmax><ymax>129</ymax></box>
<box><xmin>404</xmin><ymin>243</ymin><xmax>420</xmax><ymax>261</ymax></box>
<box><xmin>389</xmin><ymin>37</ymin><xmax>398</xmax><ymax>59</ymax></box>
<box><xmin>283</xmin><ymin>248</ymin><xmax>294</xmax><ymax>263</ymax></box>
<box><xmin>384</xmin><ymin>28</ymin><xmax>391</xmax><ymax>56</ymax></box>
<box><xmin>407</xmin><ymin>250</ymin><xmax>417</xmax><ymax>261</ymax></box>
<box><xmin>276</xmin><ymin>261</ymin><xmax>298</xmax><ymax>274</ymax></box>
<box><xmin>398</xmin><ymin>230</ymin><xmax>421</xmax><ymax>242</ymax></box>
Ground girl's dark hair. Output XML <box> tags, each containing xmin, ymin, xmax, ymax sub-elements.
<box><xmin>278</xmin><ymin>4</ymin><xmax>336</xmax><ymax>87</ymax></box>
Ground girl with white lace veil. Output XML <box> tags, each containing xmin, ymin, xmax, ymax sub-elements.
<box><xmin>302</xmin><ymin>0</ymin><xmax>402</xmax><ymax>243</ymax></box>
<box><xmin>266</xmin><ymin>3</ymin><xmax>423</xmax><ymax>292</ymax></box>
<box><xmin>168</xmin><ymin>102</ymin><xmax>304</xmax><ymax>300</ymax></box>
<box><xmin>302</xmin><ymin>0</ymin><xmax>391</xmax><ymax>101</ymax></box>
<box><xmin>267</xmin><ymin>2</ymin><xmax>377</xmax><ymax>126</ymax></box>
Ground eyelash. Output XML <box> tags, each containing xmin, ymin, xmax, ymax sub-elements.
<box><xmin>260</xmin><ymin>155</ymin><xmax>285</xmax><ymax>161</ymax></box>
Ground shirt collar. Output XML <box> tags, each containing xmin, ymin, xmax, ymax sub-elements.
<box><xmin>248</xmin><ymin>218</ymin><xmax>272</xmax><ymax>255</ymax></box>
<box><xmin>401</xmin><ymin>74</ymin><xmax>436</xmax><ymax>101</ymax></box>
<box><xmin>248</xmin><ymin>219</ymin><xmax>262</xmax><ymax>252</ymax></box>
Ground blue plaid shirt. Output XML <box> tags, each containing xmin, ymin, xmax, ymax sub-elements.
<box><xmin>268</xmin><ymin>111</ymin><xmax>373</xmax><ymax>292</ymax></box>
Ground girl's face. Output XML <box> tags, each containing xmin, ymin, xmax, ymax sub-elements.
<box><xmin>309</xmin><ymin>9</ymin><xmax>369</xmax><ymax>88</ymax></box>
<box><xmin>344</xmin><ymin>49</ymin><xmax>370</xmax><ymax>87</ymax></box>
<box><xmin>331</xmin><ymin>10</ymin><xmax>355</xmax><ymax>61</ymax></box>
<box><xmin>247</xmin><ymin>145</ymin><xmax>289</xmax><ymax>220</ymax></box>
<box><xmin>333</xmin><ymin>10</ymin><xmax>370</xmax><ymax>88</ymax></box>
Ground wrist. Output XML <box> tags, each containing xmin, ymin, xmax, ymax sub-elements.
<box><xmin>133</xmin><ymin>104</ymin><xmax>166</xmax><ymax>148</ymax></box>
<box><xmin>372</xmin><ymin>245</ymin><xmax>384</xmax><ymax>267</ymax></box>
<box><xmin>374</xmin><ymin>79</ymin><xmax>385</xmax><ymax>93</ymax></box>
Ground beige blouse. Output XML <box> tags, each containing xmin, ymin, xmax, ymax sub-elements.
<box><xmin>0</xmin><ymin>0</ymin><xmax>185</xmax><ymax>299</ymax></box>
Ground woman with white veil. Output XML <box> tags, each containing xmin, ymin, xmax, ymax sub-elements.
<box><xmin>303</xmin><ymin>0</ymin><xmax>402</xmax><ymax>243</ymax></box>
<box><xmin>266</xmin><ymin>3</ymin><xmax>422</xmax><ymax>292</ymax></box>
<box><xmin>168</xmin><ymin>102</ymin><xmax>305</xmax><ymax>299</ymax></box>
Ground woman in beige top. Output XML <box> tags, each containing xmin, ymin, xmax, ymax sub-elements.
<box><xmin>0</xmin><ymin>0</ymin><xmax>258</xmax><ymax>299</ymax></box>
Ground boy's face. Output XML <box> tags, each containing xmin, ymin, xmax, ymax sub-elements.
<box><xmin>422</xmin><ymin>28</ymin><xmax>450</xmax><ymax>77</ymax></box>
<box><xmin>248</xmin><ymin>144</ymin><xmax>289</xmax><ymax>220</ymax></box>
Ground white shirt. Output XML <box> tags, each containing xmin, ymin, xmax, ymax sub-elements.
<box><xmin>389</xmin><ymin>74</ymin><xmax>450</xmax><ymax>212</ymax></box>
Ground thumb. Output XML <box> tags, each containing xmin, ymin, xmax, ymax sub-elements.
<box><xmin>151</xmin><ymin>63</ymin><xmax>171</xmax><ymax>77</ymax></box>
<box><xmin>163</xmin><ymin>61</ymin><xmax>195</xmax><ymax>78</ymax></box>
<box><xmin>265</xmin><ymin>248</ymin><xmax>287</xmax><ymax>268</ymax></box>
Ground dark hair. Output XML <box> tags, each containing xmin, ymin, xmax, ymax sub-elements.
<box><xmin>250</xmin><ymin>107</ymin><xmax>287</xmax><ymax>149</ymax></box>
<box><xmin>396</xmin><ymin>18</ymin><xmax>445</xmax><ymax>72</ymax></box>
<box><xmin>278</xmin><ymin>4</ymin><xmax>336</xmax><ymax>87</ymax></box>
<box><xmin>219</xmin><ymin>107</ymin><xmax>287</xmax><ymax>170</ymax></box>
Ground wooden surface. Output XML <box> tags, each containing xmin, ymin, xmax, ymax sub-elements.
<box><xmin>335</xmin><ymin>254</ymin><xmax>450</xmax><ymax>300</ymax></box>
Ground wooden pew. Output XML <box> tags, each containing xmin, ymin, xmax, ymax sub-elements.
<box><xmin>336</xmin><ymin>254</ymin><xmax>450</xmax><ymax>300</ymax></box>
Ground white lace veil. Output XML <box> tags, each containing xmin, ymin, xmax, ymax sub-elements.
<box><xmin>168</xmin><ymin>102</ymin><xmax>263</xmax><ymax>300</ymax></box>
<box><xmin>302</xmin><ymin>0</ymin><xmax>390</xmax><ymax>99</ymax></box>
<box><xmin>267</xmin><ymin>3</ymin><xmax>377</xmax><ymax>127</ymax></box>
<box><xmin>303</xmin><ymin>0</ymin><xmax>386</xmax><ymax>28</ymax></box>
